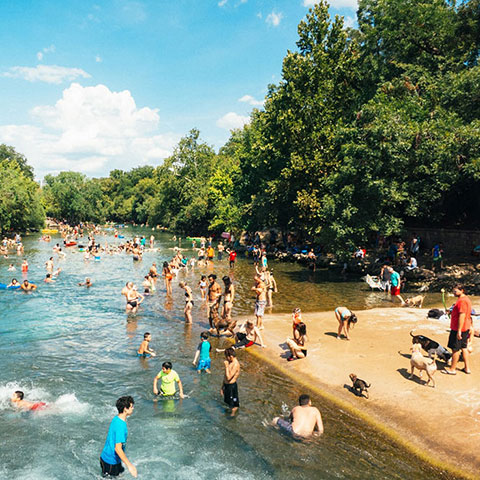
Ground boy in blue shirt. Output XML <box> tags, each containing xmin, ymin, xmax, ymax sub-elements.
<box><xmin>100</xmin><ymin>396</ymin><xmax>137</xmax><ymax>477</ymax></box>
<box><xmin>193</xmin><ymin>331</ymin><xmax>212</xmax><ymax>373</ymax></box>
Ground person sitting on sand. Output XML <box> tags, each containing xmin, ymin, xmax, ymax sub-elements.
<box><xmin>334</xmin><ymin>306</ymin><xmax>357</xmax><ymax>340</ymax></box>
<box><xmin>286</xmin><ymin>322</ymin><xmax>307</xmax><ymax>361</ymax></box>
<box><xmin>216</xmin><ymin>320</ymin><xmax>266</xmax><ymax>352</ymax></box>
<box><xmin>137</xmin><ymin>332</ymin><xmax>156</xmax><ymax>358</ymax></box>
<box><xmin>11</xmin><ymin>391</ymin><xmax>47</xmax><ymax>411</ymax></box>
<box><xmin>272</xmin><ymin>394</ymin><xmax>323</xmax><ymax>438</ymax></box>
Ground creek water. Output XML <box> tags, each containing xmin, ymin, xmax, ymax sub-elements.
<box><xmin>0</xmin><ymin>229</ymin><xmax>456</xmax><ymax>479</ymax></box>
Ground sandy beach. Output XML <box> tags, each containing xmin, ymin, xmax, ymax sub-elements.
<box><xmin>237</xmin><ymin>304</ymin><xmax>480</xmax><ymax>479</ymax></box>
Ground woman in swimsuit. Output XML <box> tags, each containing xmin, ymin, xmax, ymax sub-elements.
<box><xmin>265</xmin><ymin>270</ymin><xmax>278</xmax><ymax>307</ymax></box>
<box><xmin>334</xmin><ymin>306</ymin><xmax>357</xmax><ymax>340</ymax></box>
<box><xmin>286</xmin><ymin>322</ymin><xmax>307</xmax><ymax>361</ymax></box>
<box><xmin>217</xmin><ymin>320</ymin><xmax>266</xmax><ymax>351</ymax></box>
<box><xmin>198</xmin><ymin>275</ymin><xmax>207</xmax><ymax>300</ymax></box>
<box><xmin>162</xmin><ymin>262</ymin><xmax>173</xmax><ymax>295</ymax></box>
<box><xmin>179</xmin><ymin>282</ymin><xmax>194</xmax><ymax>323</ymax></box>
<box><xmin>222</xmin><ymin>276</ymin><xmax>235</xmax><ymax>322</ymax></box>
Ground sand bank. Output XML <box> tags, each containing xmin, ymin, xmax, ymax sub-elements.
<box><xmin>238</xmin><ymin>306</ymin><xmax>480</xmax><ymax>479</ymax></box>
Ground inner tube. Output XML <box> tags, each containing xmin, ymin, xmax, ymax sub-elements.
<box><xmin>118</xmin><ymin>235</ymin><xmax>125</xmax><ymax>239</ymax></box>
<box><xmin>64</xmin><ymin>242</ymin><xmax>77</xmax><ymax>247</ymax></box>
<box><xmin>0</xmin><ymin>283</ymin><xmax>21</xmax><ymax>290</ymax></box>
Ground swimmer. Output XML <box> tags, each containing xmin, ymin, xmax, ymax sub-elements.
<box><xmin>137</xmin><ymin>332</ymin><xmax>156</xmax><ymax>357</ymax></box>
<box><xmin>11</xmin><ymin>391</ymin><xmax>47</xmax><ymax>411</ymax></box>
<box><xmin>8</xmin><ymin>264</ymin><xmax>15</xmax><ymax>271</ymax></box>
<box><xmin>21</xmin><ymin>259</ymin><xmax>28</xmax><ymax>273</ymax></box>
<box><xmin>153</xmin><ymin>361</ymin><xmax>184</xmax><ymax>398</ymax></box>
<box><xmin>7</xmin><ymin>278</ymin><xmax>19</xmax><ymax>288</ymax></box>
<box><xmin>272</xmin><ymin>394</ymin><xmax>323</xmax><ymax>438</ymax></box>
<box><xmin>100</xmin><ymin>396</ymin><xmax>137</xmax><ymax>478</ymax></box>
<box><xmin>44</xmin><ymin>273</ymin><xmax>55</xmax><ymax>283</ymax></box>
<box><xmin>21</xmin><ymin>280</ymin><xmax>37</xmax><ymax>291</ymax></box>
<box><xmin>179</xmin><ymin>281</ymin><xmax>193</xmax><ymax>324</ymax></box>
<box><xmin>192</xmin><ymin>332</ymin><xmax>211</xmax><ymax>373</ymax></box>
<box><xmin>78</xmin><ymin>277</ymin><xmax>92</xmax><ymax>287</ymax></box>
<box><xmin>45</xmin><ymin>257</ymin><xmax>54</xmax><ymax>271</ymax></box>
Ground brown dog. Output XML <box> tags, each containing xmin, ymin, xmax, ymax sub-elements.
<box><xmin>349</xmin><ymin>374</ymin><xmax>370</xmax><ymax>399</ymax></box>
<box><xmin>404</xmin><ymin>295</ymin><xmax>425</xmax><ymax>308</ymax></box>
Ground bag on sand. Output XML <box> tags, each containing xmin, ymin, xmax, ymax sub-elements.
<box><xmin>427</xmin><ymin>308</ymin><xmax>444</xmax><ymax>319</ymax></box>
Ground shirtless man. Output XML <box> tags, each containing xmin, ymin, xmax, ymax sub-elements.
<box><xmin>252</xmin><ymin>275</ymin><xmax>267</xmax><ymax>329</ymax></box>
<box><xmin>207</xmin><ymin>274</ymin><xmax>222</xmax><ymax>328</ymax></box>
<box><xmin>21</xmin><ymin>280</ymin><xmax>37</xmax><ymax>291</ymax></box>
<box><xmin>11</xmin><ymin>391</ymin><xmax>47</xmax><ymax>411</ymax></box>
<box><xmin>78</xmin><ymin>277</ymin><xmax>92</xmax><ymax>287</ymax></box>
<box><xmin>45</xmin><ymin>257</ymin><xmax>54</xmax><ymax>271</ymax></box>
<box><xmin>273</xmin><ymin>394</ymin><xmax>323</xmax><ymax>438</ymax></box>
<box><xmin>221</xmin><ymin>348</ymin><xmax>240</xmax><ymax>415</ymax></box>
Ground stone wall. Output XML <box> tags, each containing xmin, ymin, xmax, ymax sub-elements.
<box><xmin>405</xmin><ymin>227</ymin><xmax>480</xmax><ymax>255</ymax></box>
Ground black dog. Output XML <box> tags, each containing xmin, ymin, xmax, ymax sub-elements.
<box><xmin>410</xmin><ymin>330</ymin><xmax>452</xmax><ymax>363</ymax></box>
<box><xmin>349</xmin><ymin>374</ymin><xmax>370</xmax><ymax>399</ymax></box>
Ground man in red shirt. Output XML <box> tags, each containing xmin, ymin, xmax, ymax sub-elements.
<box><xmin>443</xmin><ymin>284</ymin><xmax>472</xmax><ymax>375</ymax></box>
<box><xmin>228</xmin><ymin>249</ymin><xmax>237</xmax><ymax>269</ymax></box>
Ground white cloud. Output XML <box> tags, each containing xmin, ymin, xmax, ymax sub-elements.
<box><xmin>303</xmin><ymin>0</ymin><xmax>358</xmax><ymax>8</ymax></box>
<box><xmin>218</xmin><ymin>0</ymin><xmax>228</xmax><ymax>6</ymax></box>
<box><xmin>238</xmin><ymin>94</ymin><xmax>264</xmax><ymax>107</ymax></box>
<box><xmin>1</xmin><ymin>65</ymin><xmax>91</xmax><ymax>85</ymax></box>
<box><xmin>216</xmin><ymin>112</ymin><xmax>250</xmax><ymax>130</ymax></box>
<box><xmin>95</xmin><ymin>55</ymin><xmax>102</xmax><ymax>63</ymax></box>
<box><xmin>36</xmin><ymin>44</ymin><xmax>56</xmax><ymax>62</ymax></box>
<box><xmin>266</xmin><ymin>11</ymin><xmax>283</xmax><ymax>27</ymax></box>
<box><xmin>0</xmin><ymin>83</ymin><xmax>180</xmax><ymax>177</ymax></box>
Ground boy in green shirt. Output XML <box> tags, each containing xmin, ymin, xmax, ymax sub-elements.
<box><xmin>153</xmin><ymin>361</ymin><xmax>184</xmax><ymax>398</ymax></box>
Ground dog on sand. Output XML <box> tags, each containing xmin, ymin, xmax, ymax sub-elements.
<box><xmin>410</xmin><ymin>330</ymin><xmax>452</xmax><ymax>363</ymax></box>
<box><xmin>349</xmin><ymin>374</ymin><xmax>371</xmax><ymax>399</ymax></box>
<box><xmin>409</xmin><ymin>343</ymin><xmax>437</xmax><ymax>387</ymax></box>
<box><xmin>404</xmin><ymin>295</ymin><xmax>425</xmax><ymax>308</ymax></box>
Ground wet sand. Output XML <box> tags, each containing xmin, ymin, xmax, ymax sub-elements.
<box><xmin>238</xmin><ymin>305</ymin><xmax>480</xmax><ymax>479</ymax></box>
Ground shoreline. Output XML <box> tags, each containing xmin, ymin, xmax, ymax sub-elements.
<box><xmin>230</xmin><ymin>307</ymin><xmax>480</xmax><ymax>479</ymax></box>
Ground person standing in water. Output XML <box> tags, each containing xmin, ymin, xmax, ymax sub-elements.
<box><xmin>153</xmin><ymin>362</ymin><xmax>184</xmax><ymax>398</ymax></box>
<box><xmin>252</xmin><ymin>275</ymin><xmax>267</xmax><ymax>329</ymax></box>
<box><xmin>221</xmin><ymin>348</ymin><xmax>240</xmax><ymax>415</ymax></box>
<box><xmin>179</xmin><ymin>281</ymin><xmax>194</xmax><ymax>324</ymax></box>
<box><xmin>272</xmin><ymin>394</ymin><xmax>323</xmax><ymax>438</ymax></box>
<box><xmin>100</xmin><ymin>396</ymin><xmax>137</xmax><ymax>478</ymax></box>
<box><xmin>193</xmin><ymin>332</ymin><xmax>212</xmax><ymax>373</ymax></box>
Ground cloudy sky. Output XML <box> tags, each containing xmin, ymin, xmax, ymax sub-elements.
<box><xmin>0</xmin><ymin>0</ymin><xmax>357</xmax><ymax>178</ymax></box>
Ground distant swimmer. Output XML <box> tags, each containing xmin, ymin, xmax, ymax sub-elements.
<box><xmin>7</xmin><ymin>278</ymin><xmax>19</xmax><ymax>288</ymax></box>
<box><xmin>21</xmin><ymin>280</ymin><xmax>37</xmax><ymax>291</ymax></box>
<box><xmin>78</xmin><ymin>277</ymin><xmax>92</xmax><ymax>287</ymax></box>
<box><xmin>11</xmin><ymin>391</ymin><xmax>47</xmax><ymax>411</ymax></box>
<box><xmin>45</xmin><ymin>257</ymin><xmax>54</xmax><ymax>271</ymax></box>
<box><xmin>192</xmin><ymin>332</ymin><xmax>211</xmax><ymax>373</ymax></box>
<box><xmin>122</xmin><ymin>282</ymin><xmax>144</xmax><ymax>314</ymax></box>
<box><xmin>8</xmin><ymin>264</ymin><xmax>15</xmax><ymax>271</ymax></box>
<box><xmin>21</xmin><ymin>259</ymin><xmax>28</xmax><ymax>273</ymax></box>
<box><xmin>221</xmin><ymin>348</ymin><xmax>240</xmax><ymax>415</ymax></box>
<box><xmin>272</xmin><ymin>394</ymin><xmax>323</xmax><ymax>438</ymax></box>
<box><xmin>137</xmin><ymin>332</ymin><xmax>156</xmax><ymax>358</ymax></box>
<box><xmin>100</xmin><ymin>396</ymin><xmax>137</xmax><ymax>478</ymax></box>
<box><xmin>44</xmin><ymin>273</ymin><xmax>55</xmax><ymax>283</ymax></box>
<box><xmin>179</xmin><ymin>282</ymin><xmax>193</xmax><ymax>324</ymax></box>
<box><xmin>153</xmin><ymin>362</ymin><xmax>184</xmax><ymax>398</ymax></box>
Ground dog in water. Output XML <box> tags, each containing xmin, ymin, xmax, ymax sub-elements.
<box><xmin>409</xmin><ymin>343</ymin><xmax>437</xmax><ymax>387</ymax></box>
<box><xmin>349</xmin><ymin>374</ymin><xmax>371</xmax><ymax>399</ymax></box>
<box><xmin>410</xmin><ymin>330</ymin><xmax>452</xmax><ymax>363</ymax></box>
<box><xmin>404</xmin><ymin>295</ymin><xmax>425</xmax><ymax>308</ymax></box>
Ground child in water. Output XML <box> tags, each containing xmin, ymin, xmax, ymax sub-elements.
<box><xmin>137</xmin><ymin>332</ymin><xmax>156</xmax><ymax>358</ymax></box>
<box><xmin>192</xmin><ymin>332</ymin><xmax>212</xmax><ymax>373</ymax></box>
<box><xmin>198</xmin><ymin>275</ymin><xmax>207</xmax><ymax>300</ymax></box>
<box><xmin>153</xmin><ymin>362</ymin><xmax>184</xmax><ymax>398</ymax></box>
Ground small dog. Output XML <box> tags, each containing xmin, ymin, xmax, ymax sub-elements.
<box><xmin>349</xmin><ymin>374</ymin><xmax>371</xmax><ymax>399</ymax></box>
<box><xmin>409</xmin><ymin>343</ymin><xmax>437</xmax><ymax>387</ymax></box>
<box><xmin>410</xmin><ymin>330</ymin><xmax>452</xmax><ymax>363</ymax></box>
<box><xmin>404</xmin><ymin>295</ymin><xmax>425</xmax><ymax>308</ymax></box>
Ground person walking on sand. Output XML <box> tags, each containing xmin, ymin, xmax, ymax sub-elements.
<box><xmin>443</xmin><ymin>284</ymin><xmax>472</xmax><ymax>375</ymax></box>
<box><xmin>221</xmin><ymin>348</ymin><xmax>240</xmax><ymax>415</ymax></box>
<box><xmin>252</xmin><ymin>275</ymin><xmax>267</xmax><ymax>329</ymax></box>
<box><xmin>334</xmin><ymin>306</ymin><xmax>357</xmax><ymax>340</ymax></box>
<box><xmin>100</xmin><ymin>396</ymin><xmax>137</xmax><ymax>478</ymax></box>
<box><xmin>272</xmin><ymin>394</ymin><xmax>323</xmax><ymax>438</ymax></box>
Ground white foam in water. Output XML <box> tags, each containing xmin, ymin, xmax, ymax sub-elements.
<box><xmin>0</xmin><ymin>382</ymin><xmax>49</xmax><ymax>411</ymax></box>
<box><xmin>43</xmin><ymin>393</ymin><xmax>89</xmax><ymax>416</ymax></box>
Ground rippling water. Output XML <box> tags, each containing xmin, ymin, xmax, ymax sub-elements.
<box><xmin>0</xmin><ymin>229</ymin><xmax>456</xmax><ymax>479</ymax></box>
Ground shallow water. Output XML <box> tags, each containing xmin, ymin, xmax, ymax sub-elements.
<box><xmin>0</xmin><ymin>229</ymin><xmax>458</xmax><ymax>479</ymax></box>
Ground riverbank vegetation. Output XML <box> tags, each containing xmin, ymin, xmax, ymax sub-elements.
<box><xmin>2</xmin><ymin>0</ymin><xmax>480</xmax><ymax>253</ymax></box>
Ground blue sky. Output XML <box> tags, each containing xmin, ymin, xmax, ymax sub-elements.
<box><xmin>0</xmin><ymin>0</ymin><xmax>357</xmax><ymax>178</ymax></box>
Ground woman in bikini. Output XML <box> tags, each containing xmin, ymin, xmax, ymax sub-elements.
<box><xmin>222</xmin><ymin>276</ymin><xmax>235</xmax><ymax>322</ymax></box>
<box><xmin>179</xmin><ymin>281</ymin><xmax>194</xmax><ymax>324</ymax></box>
<box><xmin>286</xmin><ymin>322</ymin><xmax>307</xmax><ymax>361</ymax></box>
<box><xmin>162</xmin><ymin>261</ymin><xmax>173</xmax><ymax>296</ymax></box>
<box><xmin>334</xmin><ymin>306</ymin><xmax>357</xmax><ymax>340</ymax></box>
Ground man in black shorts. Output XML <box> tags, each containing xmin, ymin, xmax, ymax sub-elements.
<box><xmin>221</xmin><ymin>348</ymin><xmax>240</xmax><ymax>415</ymax></box>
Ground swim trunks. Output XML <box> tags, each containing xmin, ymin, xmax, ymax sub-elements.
<box><xmin>276</xmin><ymin>418</ymin><xmax>294</xmax><ymax>435</ymax></box>
<box><xmin>30</xmin><ymin>402</ymin><xmax>47</xmax><ymax>411</ymax></box>
<box><xmin>100</xmin><ymin>457</ymin><xmax>124</xmax><ymax>477</ymax></box>
<box><xmin>127</xmin><ymin>300</ymin><xmax>138</xmax><ymax>308</ymax></box>
<box><xmin>197</xmin><ymin>358</ymin><xmax>211</xmax><ymax>371</ymax></box>
<box><xmin>223</xmin><ymin>382</ymin><xmax>239</xmax><ymax>408</ymax></box>
<box><xmin>448</xmin><ymin>330</ymin><xmax>469</xmax><ymax>351</ymax></box>
<box><xmin>137</xmin><ymin>353</ymin><xmax>151</xmax><ymax>358</ymax></box>
<box><xmin>390</xmin><ymin>286</ymin><xmax>400</xmax><ymax>296</ymax></box>
<box><xmin>255</xmin><ymin>300</ymin><xmax>266</xmax><ymax>317</ymax></box>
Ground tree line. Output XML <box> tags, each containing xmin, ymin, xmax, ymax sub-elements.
<box><xmin>2</xmin><ymin>0</ymin><xmax>480</xmax><ymax>254</ymax></box>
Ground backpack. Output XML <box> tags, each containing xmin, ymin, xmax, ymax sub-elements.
<box><xmin>427</xmin><ymin>308</ymin><xmax>444</xmax><ymax>319</ymax></box>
